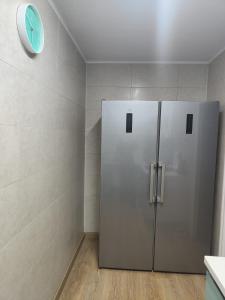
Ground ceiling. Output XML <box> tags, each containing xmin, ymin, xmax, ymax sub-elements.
<box><xmin>50</xmin><ymin>0</ymin><xmax>225</xmax><ymax>63</ymax></box>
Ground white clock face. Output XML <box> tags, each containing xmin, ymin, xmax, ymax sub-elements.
<box><xmin>17</xmin><ymin>3</ymin><xmax>44</xmax><ymax>54</ymax></box>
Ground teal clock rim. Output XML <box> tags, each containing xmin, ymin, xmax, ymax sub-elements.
<box><xmin>17</xmin><ymin>3</ymin><xmax>45</xmax><ymax>54</ymax></box>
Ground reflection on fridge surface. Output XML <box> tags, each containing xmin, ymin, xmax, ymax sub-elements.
<box><xmin>99</xmin><ymin>100</ymin><xmax>219</xmax><ymax>274</ymax></box>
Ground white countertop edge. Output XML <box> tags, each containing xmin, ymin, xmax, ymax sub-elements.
<box><xmin>204</xmin><ymin>256</ymin><xmax>225</xmax><ymax>297</ymax></box>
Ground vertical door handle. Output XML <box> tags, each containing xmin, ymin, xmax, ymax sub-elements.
<box><xmin>157</xmin><ymin>162</ymin><xmax>166</xmax><ymax>204</ymax></box>
<box><xmin>149</xmin><ymin>162</ymin><xmax>156</xmax><ymax>204</ymax></box>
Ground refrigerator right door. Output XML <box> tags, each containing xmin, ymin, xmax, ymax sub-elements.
<box><xmin>154</xmin><ymin>101</ymin><xmax>219</xmax><ymax>273</ymax></box>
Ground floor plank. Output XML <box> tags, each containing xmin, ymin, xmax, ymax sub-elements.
<box><xmin>59</xmin><ymin>236</ymin><xmax>205</xmax><ymax>300</ymax></box>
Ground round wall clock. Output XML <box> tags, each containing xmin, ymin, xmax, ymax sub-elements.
<box><xmin>17</xmin><ymin>3</ymin><xmax>44</xmax><ymax>54</ymax></box>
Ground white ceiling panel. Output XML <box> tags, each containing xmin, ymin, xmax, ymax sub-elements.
<box><xmin>50</xmin><ymin>0</ymin><xmax>225</xmax><ymax>63</ymax></box>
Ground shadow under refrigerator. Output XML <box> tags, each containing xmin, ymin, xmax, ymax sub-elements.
<box><xmin>99</xmin><ymin>100</ymin><xmax>219</xmax><ymax>273</ymax></box>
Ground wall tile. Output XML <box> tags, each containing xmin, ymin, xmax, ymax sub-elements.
<box><xmin>0</xmin><ymin>162</ymin><xmax>74</xmax><ymax>250</ymax></box>
<box><xmin>207</xmin><ymin>50</ymin><xmax>225</xmax><ymax>256</ymax></box>
<box><xmin>0</xmin><ymin>182</ymin><xmax>84</xmax><ymax>300</ymax></box>
<box><xmin>177</xmin><ymin>87</ymin><xmax>207</xmax><ymax>101</ymax></box>
<box><xmin>131</xmin><ymin>87</ymin><xmax>178</xmax><ymax>100</ymax></box>
<box><xmin>0</xmin><ymin>61</ymin><xmax>25</xmax><ymax>126</ymax></box>
<box><xmin>57</xmin><ymin>23</ymin><xmax>85</xmax><ymax>76</ymax></box>
<box><xmin>208</xmin><ymin>53</ymin><xmax>225</xmax><ymax>101</ymax></box>
<box><xmin>85</xmin><ymin>154</ymin><xmax>101</xmax><ymax>176</ymax></box>
<box><xmin>131</xmin><ymin>64</ymin><xmax>179</xmax><ymax>87</ymax></box>
<box><xmin>86</xmin><ymin>109</ymin><xmax>101</xmax><ymax>132</ymax></box>
<box><xmin>0</xmin><ymin>1</ymin><xmax>85</xmax><ymax>299</ymax></box>
<box><xmin>213</xmin><ymin>111</ymin><xmax>225</xmax><ymax>255</ymax></box>
<box><xmin>84</xmin><ymin>195</ymin><xmax>99</xmax><ymax>232</ymax></box>
<box><xmin>85</xmin><ymin>174</ymin><xmax>100</xmax><ymax>198</ymax></box>
<box><xmin>0</xmin><ymin>126</ymin><xmax>20</xmax><ymax>188</ymax></box>
<box><xmin>85</xmin><ymin>127</ymin><xmax>101</xmax><ymax>154</ymax></box>
<box><xmin>86</xmin><ymin>86</ymin><xmax>131</xmax><ymax>110</ymax></box>
<box><xmin>0</xmin><ymin>199</ymin><xmax>58</xmax><ymax>300</ymax></box>
<box><xmin>178</xmin><ymin>64</ymin><xmax>208</xmax><ymax>88</ymax></box>
<box><xmin>56</xmin><ymin>58</ymin><xmax>85</xmax><ymax>102</ymax></box>
<box><xmin>87</xmin><ymin>63</ymin><xmax>131</xmax><ymax>87</ymax></box>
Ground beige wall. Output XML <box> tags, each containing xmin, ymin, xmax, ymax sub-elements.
<box><xmin>208</xmin><ymin>50</ymin><xmax>225</xmax><ymax>256</ymax></box>
<box><xmin>85</xmin><ymin>63</ymin><xmax>208</xmax><ymax>232</ymax></box>
<box><xmin>0</xmin><ymin>1</ymin><xmax>85</xmax><ymax>299</ymax></box>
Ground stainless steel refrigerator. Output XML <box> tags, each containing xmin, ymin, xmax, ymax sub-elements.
<box><xmin>99</xmin><ymin>100</ymin><xmax>219</xmax><ymax>274</ymax></box>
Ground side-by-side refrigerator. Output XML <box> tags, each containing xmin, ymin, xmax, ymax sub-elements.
<box><xmin>99</xmin><ymin>100</ymin><xmax>219</xmax><ymax>274</ymax></box>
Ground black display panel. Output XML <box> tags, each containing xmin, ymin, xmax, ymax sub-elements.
<box><xmin>186</xmin><ymin>114</ymin><xmax>193</xmax><ymax>134</ymax></box>
<box><xmin>126</xmin><ymin>113</ymin><xmax>133</xmax><ymax>133</ymax></box>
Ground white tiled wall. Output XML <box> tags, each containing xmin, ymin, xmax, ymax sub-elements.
<box><xmin>0</xmin><ymin>1</ymin><xmax>85</xmax><ymax>299</ymax></box>
<box><xmin>208</xmin><ymin>50</ymin><xmax>225</xmax><ymax>256</ymax></box>
<box><xmin>85</xmin><ymin>63</ymin><xmax>208</xmax><ymax>232</ymax></box>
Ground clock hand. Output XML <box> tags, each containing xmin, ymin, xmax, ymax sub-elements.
<box><xmin>27</xmin><ymin>14</ymin><xmax>38</xmax><ymax>32</ymax></box>
<box><xmin>29</xmin><ymin>10</ymin><xmax>38</xmax><ymax>30</ymax></box>
<box><xmin>26</xmin><ymin>16</ymin><xmax>34</xmax><ymax>31</ymax></box>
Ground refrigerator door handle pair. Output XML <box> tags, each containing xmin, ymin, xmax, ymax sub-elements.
<box><xmin>149</xmin><ymin>162</ymin><xmax>166</xmax><ymax>204</ymax></box>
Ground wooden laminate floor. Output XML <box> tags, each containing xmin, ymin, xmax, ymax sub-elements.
<box><xmin>59</xmin><ymin>235</ymin><xmax>205</xmax><ymax>300</ymax></box>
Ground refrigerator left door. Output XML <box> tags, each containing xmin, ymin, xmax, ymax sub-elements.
<box><xmin>99</xmin><ymin>100</ymin><xmax>159</xmax><ymax>270</ymax></box>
